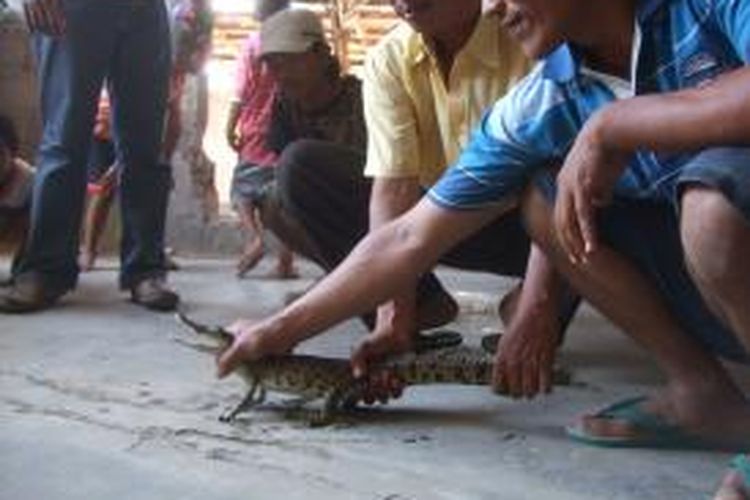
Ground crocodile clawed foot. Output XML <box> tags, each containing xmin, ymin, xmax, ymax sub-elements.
<box><xmin>219</xmin><ymin>407</ymin><xmax>241</xmax><ymax>423</ymax></box>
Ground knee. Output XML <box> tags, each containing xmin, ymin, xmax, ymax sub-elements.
<box><xmin>680</xmin><ymin>186</ymin><xmax>741</xmax><ymax>287</ymax></box>
<box><xmin>275</xmin><ymin>139</ymin><xmax>321</xmax><ymax>201</ymax></box>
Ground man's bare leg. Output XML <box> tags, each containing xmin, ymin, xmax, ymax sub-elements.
<box><xmin>524</xmin><ymin>188</ymin><xmax>750</xmax><ymax>447</ymax></box>
<box><xmin>681</xmin><ymin>186</ymin><xmax>750</xmax><ymax>355</ymax></box>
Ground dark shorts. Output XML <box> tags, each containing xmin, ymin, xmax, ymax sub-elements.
<box><xmin>673</xmin><ymin>147</ymin><xmax>750</xmax><ymax>223</ymax></box>
<box><xmin>537</xmin><ymin>147</ymin><xmax>750</xmax><ymax>363</ymax></box>
<box><xmin>230</xmin><ymin>162</ymin><xmax>276</xmax><ymax>209</ymax></box>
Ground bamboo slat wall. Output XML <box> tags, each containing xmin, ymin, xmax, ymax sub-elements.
<box><xmin>212</xmin><ymin>1</ymin><xmax>398</xmax><ymax>70</ymax></box>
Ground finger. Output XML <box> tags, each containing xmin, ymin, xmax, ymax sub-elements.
<box><xmin>389</xmin><ymin>376</ymin><xmax>404</xmax><ymax>399</ymax></box>
<box><xmin>519</xmin><ymin>359</ymin><xmax>533</xmax><ymax>399</ymax></box>
<box><xmin>539</xmin><ymin>355</ymin><xmax>555</xmax><ymax>394</ymax></box>
<box><xmin>554</xmin><ymin>190</ymin><xmax>578</xmax><ymax>264</ymax></box>
<box><xmin>362</xmin><ymin>389</ymin><xmax>376</xmax><ymax>406</ymax></box>
<box><xmin>491</xmin><ymin>353</ymin><xmax>507</xmax><ymax>394</ymax></box>
<box><xmin>505</xmin><ymin>362</ymin><xmax>522</xmax><ymax>399</ymax></box>
<box><xmin>539</xmin><ymin>360</ymin><xmax>552</xmax><ymax>395</ymax></box>
<box><xmin>370</xmin><ymin>372</ymin><xmax>390</xmax><ymax>403</ymax></box>
<box><xmin>491</xmin><ymin>362</ymin><xmax>502</xmax><ymax>393</ymax></box>
<box><xmin>563</xmin><ymin>188</ymin><xmax>587</xmax><ymax>264</ymax></box>
<box><xmin>216</xmin><ymin>343</ymin><xmax>240</xmax><ymax>379</ymax></box>
<box><xmin>350</xmin><ymin>345</ymin><xmax>368</xmax><ymax>380</ymax></box>
<box><xmin>360</xmin><ymin>372</ymin><xmax>384</xmax><ymax>405</ymax></box>
<box><xmin>574</xmin><ymin>188</ymin><xmax>598</xmax><ymax>258</ymax></box>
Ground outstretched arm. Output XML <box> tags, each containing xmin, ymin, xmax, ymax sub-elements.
<box><xmin>217</xmin><ymin>198</ymin><xmax>506</xmax><ymax>377</ymax></box>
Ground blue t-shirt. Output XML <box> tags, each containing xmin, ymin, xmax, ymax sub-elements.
<box><xmin>428</xmin><ymin>0</ymin><xmax>750</xmax><ymax>211</ymax></box>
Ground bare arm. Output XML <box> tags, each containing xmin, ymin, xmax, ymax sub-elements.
<box><xmin>217</xmin><ymin>198</ymin><xmax>505</xmax><ymax>376</ymax></box>
<box><xmin>367</xmin><ymin>177</ymin><xmax>424</xmax><ymax>343</ymax></box>
<box><xmin>555</xmin><ymin>67</ymin><xmax>750</xmax><ymax>263</ymax></box>
<box><xmin>596</xmin><ymin>67</ymin><xmax>750</xmax><ymax>154</ymax></box>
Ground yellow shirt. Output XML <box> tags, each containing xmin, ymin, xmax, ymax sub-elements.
<box><xmin>363</xmin><ymin>15</ymin><xmax>530</xmax><ymax>187</ymax></box>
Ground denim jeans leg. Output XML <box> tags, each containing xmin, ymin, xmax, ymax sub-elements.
<box><xmin>17</xmin><ymin>2</ymin><xmax>117</xmax><ymax>291</ymax></box>
<box><xmin>108</xmin><ymin>0</ymin><xmax>172</xmax><ymax>289</ymax></box>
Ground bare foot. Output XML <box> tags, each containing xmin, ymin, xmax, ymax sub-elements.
<box><xmin>236</xmin><ymin>242</ymin><xmax>264</xmax><ymax>278</ymax></box>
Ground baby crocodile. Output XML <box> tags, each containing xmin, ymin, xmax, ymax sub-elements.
<box><xmin>176</xmin><ymin>312</ymin><xmax>571</xmax><ymax>425</ymax></box>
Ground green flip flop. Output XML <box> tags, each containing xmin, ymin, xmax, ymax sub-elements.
<box><xmin>566</xmin><ymin>396</ymin><xmax>712</xmax><ymax>450</ymax></box>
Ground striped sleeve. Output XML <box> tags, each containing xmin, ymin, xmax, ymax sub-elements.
<box><xmin>708</xmin><ymin>0</ymin><xmax>750</xmax><ymax>62</ymax></box>
<box><xmin>427</xmin><ymin>66</ymin><xmax>580</xmax><ymax>210</ymax></box>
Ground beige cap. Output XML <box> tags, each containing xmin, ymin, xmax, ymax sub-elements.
<box><xmin>260</xmin><ymin>9</ymin><xmax>326</xmax><ymax>57</ymax></box>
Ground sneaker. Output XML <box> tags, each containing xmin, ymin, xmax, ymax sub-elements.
<box><xmin>0</xmin><ymin>274</ymin><xmax>67</xmax><ymax>313</ymax></box>
<box><xmin>130</xmin><ymin>277</ymin><xmax>179</xmax><ymax>312</ymax></box>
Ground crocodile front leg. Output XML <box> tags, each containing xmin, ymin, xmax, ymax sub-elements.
<box><xmin>220</xmin><ymin>379</ymin><xmax>265</xmax><ymax>422</ymax></box>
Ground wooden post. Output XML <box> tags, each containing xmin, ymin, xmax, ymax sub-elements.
<box><xmin>327</xmin><ymin>0</ymin><xmax>350</xmax><ymax>73</ymax></box>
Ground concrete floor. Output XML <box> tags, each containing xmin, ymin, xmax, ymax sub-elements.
<box><xmin>0</xmin><ymin>256</ymin><xmax>746</xmax><ymax>500</ymax></box>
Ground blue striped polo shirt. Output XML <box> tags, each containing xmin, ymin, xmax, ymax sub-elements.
<box><xmin>428</xmin><ymin>0</ymin><xmax>750</xmax><ymax>211</ymax></box>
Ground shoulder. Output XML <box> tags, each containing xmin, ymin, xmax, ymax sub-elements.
<box><xmin>363</xmin><ymin>21</ymin><xmax>418</xmax><ymax>82</ymax></box>
<box><xmin>484</xmin><ymin>63</ymin><xmax>570</xmax><ymax>135</ymax></box>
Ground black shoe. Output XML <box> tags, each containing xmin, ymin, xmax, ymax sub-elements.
<box><xmin>130</xmin><ymin>277</ymin><xmax>179</xmax><ymax>312</ymax></box>
<box><xmin>0</xmin><ymin>275</ymin><xmax>66</xmax><ymax>313</ymax></box>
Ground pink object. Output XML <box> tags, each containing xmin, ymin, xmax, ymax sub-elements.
<box><xmin>234</xmin><ymin>32</ymin><xmax>278</xmax><ymax>167</ymax></box>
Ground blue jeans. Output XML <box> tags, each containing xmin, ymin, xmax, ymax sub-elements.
<box><xmin>18</xmin><ymin>0</ymin><xmax>172</xmax><ymax>290</ymax></box>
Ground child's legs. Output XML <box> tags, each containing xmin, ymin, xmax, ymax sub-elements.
<box><xmin>231</xmin><ymin>163</ymin><xmax>273</xmax><ymax>250</ymax></box>
<box><xmin>81</xmin><ymin>140</ymin><xmax>117</xmax><ymax>266</ymax></box>
<box><xmin>239</xmin><ymin>202</ymin><xmax>264</xmax><ymax>249</ymax></box>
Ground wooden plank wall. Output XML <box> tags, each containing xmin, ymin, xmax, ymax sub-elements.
<box><xmin>212</xmin><ymin>2</ymin><xmax>399</xmax><ymax>70</ymax></box>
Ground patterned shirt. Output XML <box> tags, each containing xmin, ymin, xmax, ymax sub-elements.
<box><xmin>429</xmin><ymin>0</ymin><xmax>750</xmax><ymax>210</ymax></box>
<box><xmin>267</xmin><ymin>75</ymin><xmax>366</xmax><ymax>154</ymax></box>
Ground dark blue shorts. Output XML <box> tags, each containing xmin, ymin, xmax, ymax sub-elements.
<box><xmin>537</xmin><ymin>147</ymin><xmax>750</xmax><ymax>363</ymax></box>
<box><xmin>673</xmin><ymin>147</ymin><xmax>750</xmax><ymax>223</ymax></box>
